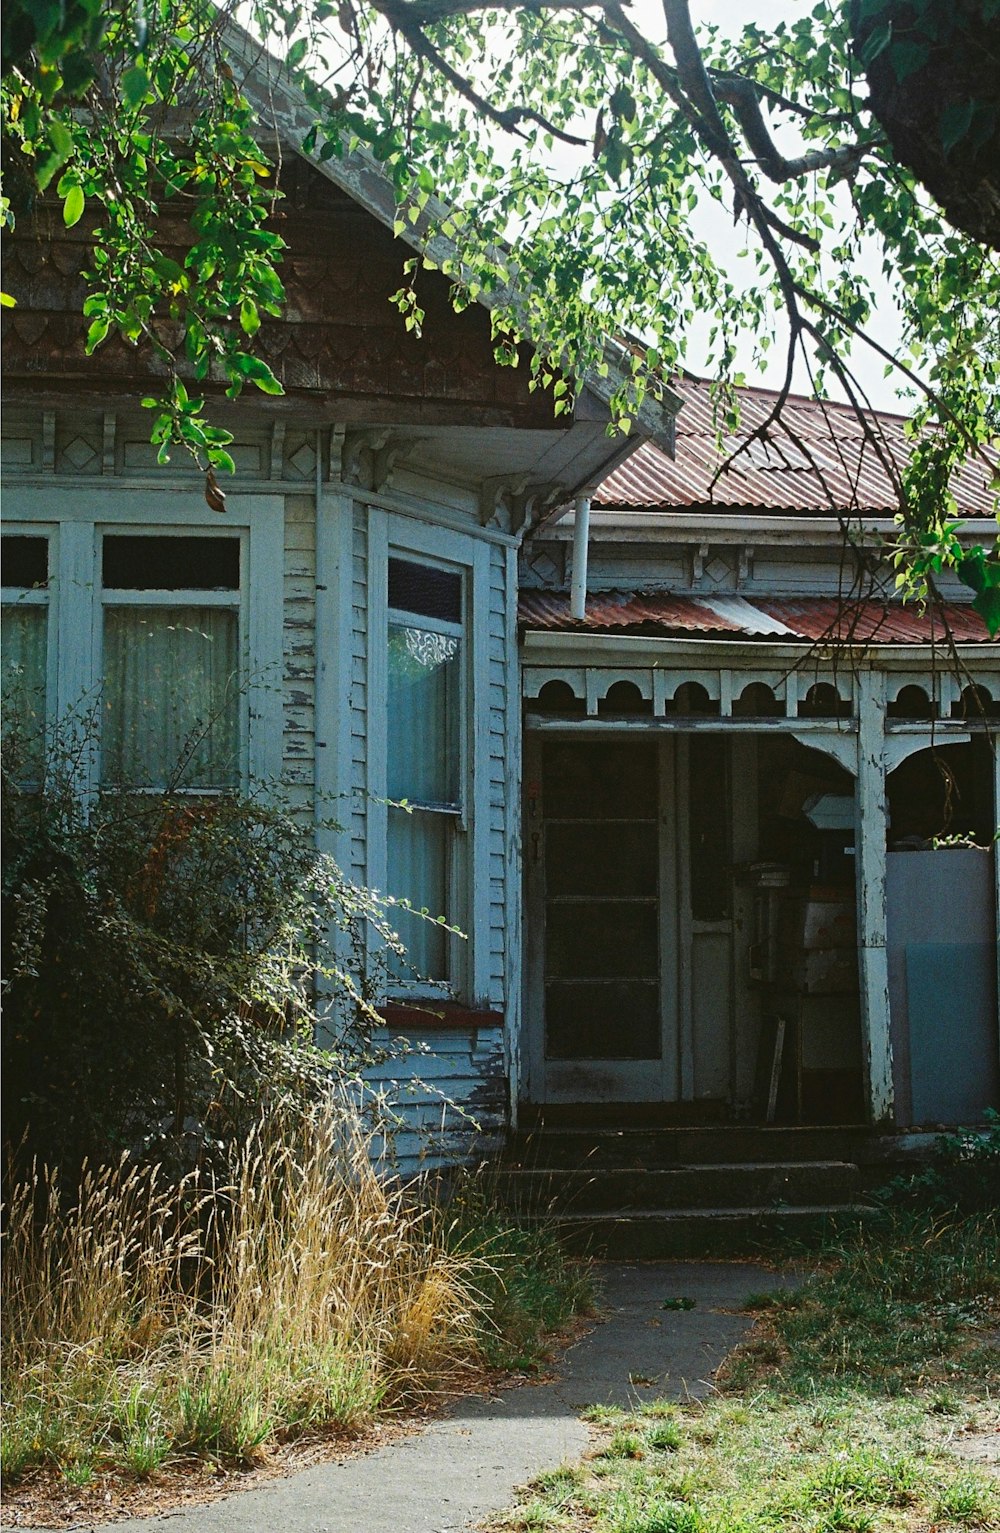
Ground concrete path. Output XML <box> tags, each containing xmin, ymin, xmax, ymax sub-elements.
<box><xmin>53</xmin><ymin>1260</ymin><xmax>797</xmax><ymax>1533</ymax></box>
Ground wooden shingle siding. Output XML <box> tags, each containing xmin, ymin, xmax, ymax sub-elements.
<box><xmin>282</xmin><ymin>494</ymin><xmax>316</xmax><ymax>822</ymax></box>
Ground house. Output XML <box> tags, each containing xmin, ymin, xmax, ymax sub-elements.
<box><xmin>2</xmin><ymin>40</ymin><xmax>998</xmax><ymax>1182</ymax></box>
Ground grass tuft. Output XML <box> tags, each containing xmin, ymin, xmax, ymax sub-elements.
<box><xmin>1</xmin><ymin>1105</ymin><xmax>589</xmax><ymax>1490</ymax></box>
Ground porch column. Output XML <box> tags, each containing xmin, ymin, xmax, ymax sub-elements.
<box><xmin>855</xmin><ymin>668</ymin><xmax>894</xmax><ymax>1126</ymax></box>
<box><xmin>994</xmin><ymin>736</ymin><xmax>1000</xmax><ymax>1060</ymax></box>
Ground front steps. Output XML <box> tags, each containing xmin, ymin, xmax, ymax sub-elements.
<box><xmin>499</xmin><ymin>1123</ymin><xmax>882</xmax><ymax>1256</ymax></box>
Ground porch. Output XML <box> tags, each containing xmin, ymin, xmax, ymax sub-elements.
<box><xmin>518</xmin><ymin>627</ymin><xmax>1000</xmax><ymax>1135</ymax></box>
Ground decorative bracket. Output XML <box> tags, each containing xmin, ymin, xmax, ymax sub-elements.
<box><xmin>479</xmin><ymin>473</ymin><xmax>531</xmax><ymax>530</ymax></box>
<box><xmin>737</xmin><ymin>545</ymin><xmax>755</xmax><ymax>587</ymax></box>
<box><xmin>690</xmin><ymin>542</ymin><xmax>710</xmax><ymax>583</ymax></box>
<box><xmin>341</xmin><ymin>429</ymin><xmax>418</xmax><ymax>492</ymax></box>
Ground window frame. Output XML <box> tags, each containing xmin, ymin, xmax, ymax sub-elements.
<box><xmin>1</xmin><ymin>523</ymin><xmax>59</xmax><ymax>774</ymax></box>
<box><xmin>1</xmin><ymin>489</ymin><xmax>285</xmax><ymax>797</ymax></box>
<box><xmin>97</xmin><ymin>527</ymin><xmax>247</xmax><ymax>794</ymax></box>
<box><xmin>369</xmin><ymin>510</ymin><xmax>492</xmax><ymax>1004</ymax></box>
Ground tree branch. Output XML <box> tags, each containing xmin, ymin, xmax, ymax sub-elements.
<box><xmin>371</xmin><ymin>0</ymin><xmax>589</xmax><ymax>143</ymax></box>
<box><xmin>712</xmin><ymin>73</ymin><xmax>879</xmax><ymax>182</ymax></box>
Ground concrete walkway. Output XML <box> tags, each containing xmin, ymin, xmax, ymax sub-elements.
<box><xmin>54</xmin><ymin>1261</ymin><xmax>797</xmax><ymax>1533</ymax></box>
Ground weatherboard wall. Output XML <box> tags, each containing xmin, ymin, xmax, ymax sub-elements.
<box><xmin>1</xmin><ymin>407</ymin><xmax>517</xmax><ymax>1176</ymax></box>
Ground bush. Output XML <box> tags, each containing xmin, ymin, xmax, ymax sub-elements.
<box><xmin>2</xmin><ymin>726</ymin><xmax>402</xmax><ymax>1177</ymax></box>
<box><xmin>877</xmin><ymin>1110</ymin><xmax>1000</xmax><ymax>1215</ymax></box>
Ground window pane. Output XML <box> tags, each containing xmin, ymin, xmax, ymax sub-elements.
<box><xmin>387</xmin><ymin>622</ymin><xmax>460</xmax><ymax>805</ymax></box>
<box><xmin>542</xmin><ymin>741</ymin><xmax>657</xmax><ymax>819</ymax></box>
<box><xmin>1</xmin><ymin>605</ymin><xmax>47</xmax><ymax>775</ymax></box>
<box><xmin>546</xmin><ymin>901</ymin><xmax>659</xmax><ymax>979</ymax></box>
<box><xmin>102</xmin><ymin>607</ymin><xmax>239</xmax><ymax>788</ymax></box>
<box><xmin>387</xmin><ymin>805</ymin><xmax>449</xmax><ymax>980</ymax></box>
<box><xmin>103</xmin><ymin>536</ymin><xmax>239</xmax><ymax>591</ymax></box>
<box><xmin>388</xmin><ymin>558</ymin><xmax>461</xmax><ymax>623</ymax></box>
<box><xmin>2</xmin><ymin>536</ymin><xmax>48</xmax><ymax>588</ymax></box>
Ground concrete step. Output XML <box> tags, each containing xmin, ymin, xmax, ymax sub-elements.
<box><xmin>508</xmin><ymin>1124</ymin><xmax>869</xmax><ymax>1169</ymax></box>
<box><xmin>546</xmin><ymin>1204</ymin><xmax>876</xmax><ymax>1259</ymax></box>
<box><xmin>498</xmin><ymin>1160</ymin><xmax>863</xmax><ymax>1215</ymax></box>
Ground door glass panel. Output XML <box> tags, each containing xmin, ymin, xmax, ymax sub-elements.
<box><xmin>545</xmin><ymin>981</ymin><xmax>660</xmax><ymax>1059</ymax></box>
<box><xmin>542</xmin><ymin>741</ymin><xmax>657</xmax><ymax>818</ymax></box>
<box><xmin>546</xmin><ymin>822</ymin><xmax>657</xmax><ymax>897</ymax></box>
<box><xmin>543</xmin><ymin>741</ymin><xmax>661</xmax><ymax>1063</ymax></box>
<box><xmin>547</xmin><ymin>901</ymin><xmax>658</xmax><ymax>978</ymax></box>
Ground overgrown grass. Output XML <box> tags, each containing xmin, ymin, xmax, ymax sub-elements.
<box><xmin>1</xmin><ymin>1109</ymin><xmax>590</xmax><ymax>1489</ymax></box>
<box><xmin>724</xmin><ymin>1205</ymin><xmax>1000</xmax><ymax>1395</ymax></box>
<box><xmin>489</xmin><ymin>1206</ymin><xmax>1000</xmax><ymax>1533</ymax></box>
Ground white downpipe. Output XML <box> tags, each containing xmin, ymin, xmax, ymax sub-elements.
<box><xmin>570</xmin><ymin>493</ymin><xmax>591</xmax><ymax>620</ymax></box>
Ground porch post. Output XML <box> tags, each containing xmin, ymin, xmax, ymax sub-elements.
<box><xmin>994</xmin><ymin>736</ymin><xmax>1000</xmax><ymax>1060</ymax></box>
<box><xmin>855</xmin><ymin>668</ymin><xmax>894</xmax><ymax>1126</ymax></box>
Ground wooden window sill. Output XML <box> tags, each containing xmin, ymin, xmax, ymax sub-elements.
<box><xmin>378</xmin><ymin>1002</ymin><xmax>504</xmax><ymax>1032</ymax></box>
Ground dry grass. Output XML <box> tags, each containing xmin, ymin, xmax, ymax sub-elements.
<box><xmin>2</xmin><ymin>1105</ymin><xmax>494</xmax><ymax>1485</ymax></box>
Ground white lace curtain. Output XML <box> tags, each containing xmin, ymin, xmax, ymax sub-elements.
<box><xmin>102</xmin><ymin>606</ymin><xmax>239</xmax><ymax>789</ymax></box>
<box><xmin>386</xmin><ymin>620</ymin><xmax>461</xmax><ymax>981</ymax></box>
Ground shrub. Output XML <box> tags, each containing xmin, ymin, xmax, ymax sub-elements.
<box><xmin>2</xmin><ymin>725</ymin><xmax>403</xmax><ymax>1177</ymax></box>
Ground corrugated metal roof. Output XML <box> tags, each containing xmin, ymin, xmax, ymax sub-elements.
<box><xmin>595</xmin><ymin>379</ymin><xmax>998</xmax><ymax>517</ymax></box>
<box><xmin>518</xmin><ymin>589</ymin><xmax>992</xmax><ymax>644</ymax></box>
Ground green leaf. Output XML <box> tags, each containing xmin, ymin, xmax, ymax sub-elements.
<box><xmin>121</xmin><ymin>65</ymin><xmax>150</xmax><ymax>106</ymax></box>
<box><xmin>971</xmin><ymin>586</ymin><xmax>1000</xmax><ymax>636</ymax></box>
<box><xmin>0</xmin><ymin>292</ymin><xmax>16</xmax><ymax>308</ymax></box>
<box><xmin>890</xmin><ymin>40</ymin><xmax>930</xmax><ymax>82</ymax></box>
<box><xmin>938</xmin><ymin>101</ymin><xmax>974</xmax><ymax>155</ymax></box>
<box><xmin>62</xmin><ymin>184</ymin><xmax>85</xmax><ymax>227</ymax></box>
<box><xmin>85</xmin><ymin>315</ymin><xmax>109</xmax><ymax>350</ymax></box>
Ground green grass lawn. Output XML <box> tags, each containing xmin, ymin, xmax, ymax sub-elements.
<box><xmin>486</xmin><ymin>1208</ymin><xmax>1000</xmax><ymax>1533</ymax></box>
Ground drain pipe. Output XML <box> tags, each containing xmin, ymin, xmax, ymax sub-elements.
<box><xmin>570</xmin><ymin>492</ymin><xmax>592</xmax><ymax>620</ymax></box>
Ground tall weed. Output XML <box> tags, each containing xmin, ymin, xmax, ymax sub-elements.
<box><xmin>1</xmin><ymin>1105</ymin><xmax>509</xmax><ymax>1483</ymax></box>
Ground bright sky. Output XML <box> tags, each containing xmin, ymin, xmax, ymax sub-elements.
<box><xmin>656</xmin><ymin>0</ymin><xmax>909</xmax><ymax>412</ymax></box>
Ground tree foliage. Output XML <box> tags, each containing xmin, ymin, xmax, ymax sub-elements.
<box><xmin>2</xmin><ymin>0</ymin><xmax>998</xmax><ymax>623</ymax></box>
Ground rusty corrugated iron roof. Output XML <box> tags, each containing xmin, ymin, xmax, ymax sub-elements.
<box><xmin>595</xmin><ymin>379</ymin><xmax>998</xmax><ymax>517</ymax></box>
<box><xmin>519</xmin><ymin>589</ymin><xmax>992</xmax><ymax>644</ymax></box>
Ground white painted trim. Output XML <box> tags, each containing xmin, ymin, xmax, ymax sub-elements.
<box><xmin>315</xmin><ymin>486</ymin><xmax>357</xmax><ymax>871</ymax></box>
<box><xmin>3</xmin><ymin>487</ymin><xmax>260</xmax><ymax>525</ymax></box>
<box><xmin>246</xmin><ymin>498</ymin><xmax>285</xmax><ymax>787</ymax></box>
<box><xmin>56</xmin><ymin>519</ymin><xmax>98</xmax><ymax>792</ymax></box>
<box><xmin>470</xmin><ymin>537</ymin><xmax>492</xmax><ymax>1005</ymax></box>
<box><xmin>351</xmin><ymin>486</ymin><xmax>521</xmax><ymax>548</ymax></box>
<box><xmin>522</xmin><ymin>631</ymin><xmax>1000</xmax><ymax>663</ymax></box>
<box><xmin>366</xmin><ymin>508</ymin><xmax>389</xmax><ymax>899</ymax></box>
<box><xmin>541</xmin><ymin>510</ymin><xmax>999</xmax><ymax>542</ymax></box>
<box><xmin>883</xmin><ymin>730</ymin><xmax>972</xmax><ymax>775</ymax></box>
<box><xmin>855</xmin><ymin>669</ymin><xmax>894</xmax><ymax>1127</ymax></box>
<box><xmin>504</xmin><ymin>543</ymin><xmax>522</xmax><ymax>1124</ymax></box>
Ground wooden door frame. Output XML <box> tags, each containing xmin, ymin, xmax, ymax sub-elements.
<box><xmin>522</xmin><ymin>730</ymin><xmax>681</xmax><ymax>1104</ymax></box>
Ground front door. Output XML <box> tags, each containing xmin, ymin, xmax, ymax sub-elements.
<box><xmin>524</xmin><ymin>737</ymin><xmax>680</xmax><ymax>1101</ymax></box>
